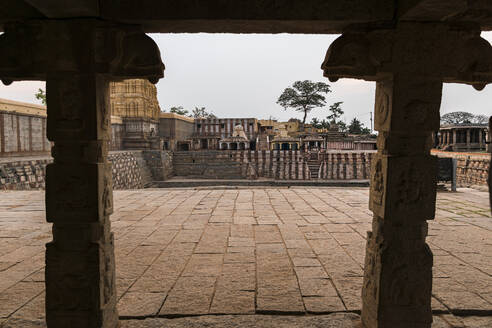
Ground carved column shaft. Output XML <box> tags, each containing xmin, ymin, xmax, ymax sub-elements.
<box><xmin>0</xmin><ymin>19</ymin><xmax>164</xmax><ymax>328</ymax></box>
<box><xmin>362</xmin><ymin>75</ymin><xmax>440</xmax><ymax>328</ymax></box>
<box><xmin>45</xmin><ymin>73</ymin><xmax>117</xmax><ymax>328</ymax></box>
<box><xmin>319</xmin><ymin>21</ymin><xmax>492</xmax><ymax>328</ymax></box>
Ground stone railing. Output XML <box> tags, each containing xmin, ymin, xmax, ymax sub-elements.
<box><xmin>172</xmin><ymin>150</ymin><xmax>376</xmax><ymax>180</ymax></box>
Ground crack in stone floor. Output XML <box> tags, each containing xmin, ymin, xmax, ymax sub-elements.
<box><xmin>0</xmin><ymin>187</ymin><xmax>490</xmax><ymax>327</ymax></box>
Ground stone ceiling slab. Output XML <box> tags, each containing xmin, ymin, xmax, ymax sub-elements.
<box><xmin>23</xmin><ymin>0</ymin><xmax>99</xmax><ymax>18</ymax></box>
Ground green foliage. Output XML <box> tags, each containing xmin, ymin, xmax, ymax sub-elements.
<box><xmin>192</xmin><ymin>106</ymin><xmax>216</xmax><ymax>119</ymax></box>
<box><xmin>348</xmin><ymin>117</ymin><xmax>371</xmax><ymax>134</ymax></box>
<box><xmin>310</xmin><ymin>117</ymin><xmax>322</xmax><ymax>128</ymax></box>
<box><xmin>35</xmin><ymin>88</ymin><xmax>46</xmax><ymax>105</ymax></box>
<box><xmin>337</xmin><ymin>121</ymin><xmax>348</xmax><ymax>133</ymax></box>
<box><xmin>472</xmin><ymin>114</ymin><xmax>488</xmax><ymax>124</ymax></box>
<box><xmin>169</xmin><ymin>106</ymin><xmax>190</xmax><ymax>116</ymax></box>
<box><xmin>326</xmin><ymin>102</ymin><xmax>344</xmax><ymax>123</ymax></box>
<box><xmin>277</xmin><ymin>80</ymin><xmax>332</xmax><ymax>124</ymax></box>
<box><xmin>441</xmin><ymin>111</ymin><xmax>476</xmax><ymax>124</ymax></box>
<box><xmin>310</xmin><ymin>117</ymin><xmax>347</xmax><ymax>132</ymax></box>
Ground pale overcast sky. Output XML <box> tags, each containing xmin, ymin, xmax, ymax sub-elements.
<box><xmin>1</xmin><ymin>32</ymin><xmax>491</xmax><ymax>129</ymax></box>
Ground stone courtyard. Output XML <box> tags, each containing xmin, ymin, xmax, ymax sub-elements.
<box><xmin>0</xmin><ymin>187</ymin><xmax>490</xmax><ymax>327</ymax></box>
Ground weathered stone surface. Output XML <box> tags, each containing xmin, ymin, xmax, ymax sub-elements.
<box><xmin>0</xmin><ymin>187</ymin><xmax>491</xmax><ymax>326</ymax></box>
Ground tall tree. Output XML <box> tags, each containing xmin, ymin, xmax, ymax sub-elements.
<box><xmin>326</xmin><ymin>102</ymin><xmax>344</xmax><ymax>123</ymax></box>
<box><xmin>277</xmin><ymin>80</ymin><xmax>331</xmax><ymax>125</ymax></box>
<box><xmin>35</xmin><ymin>88</ymin><xmax>46</xmax><ymax>105</ymax></box>
<box><xmin>441</xmin><ymin>111</ymin><xmax>475</xmax><ymax>124</ymax></box>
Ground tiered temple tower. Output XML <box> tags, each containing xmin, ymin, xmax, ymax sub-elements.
<box><xmin>109</xmin><ymin>79</ymin><xmax>161</xmax><ymax>149</ymax></box>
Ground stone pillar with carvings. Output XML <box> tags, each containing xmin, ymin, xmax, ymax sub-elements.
<box><xmin>0</xmin><ymin>20</ymin><xmax>164</xmax><ymax>328</ymax></box>
<box><xmin>364</xmin><ymin>75</ymin><xmax>439</xmax><ymax>328</ymax></box>
<box><xmin>322</xmin><ymin>22</ymin><xmax>492</xmax><ymax>328</ymax></box>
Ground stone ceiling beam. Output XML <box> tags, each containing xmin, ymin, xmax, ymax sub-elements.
<box><xmin>99</xmin><ymin>0</ymin><xmax>394</xmax><ymax>33</ymax></box>
<box><xmin>0</xmin><ymin>0</ymin><xmax>395</xmax><ymax>34</ymax></box>
<box><xmin>23</xmin><ymin>0</ymin><xmax>99</xmax><ymax>18</ymax></box>
<box><xmin>4</xmin><ymin>0</ymin><xmax>492</xmax><ymax>33</ymax></box>
<box><xmin>399</xmin><ymin>0</ymin><xmax>492</xmax><ymax>31</ymax></box>
<box><xmin>0</xmin><ymin>0</ymin><xmax>43</xmax><ymax>26</ymax></box>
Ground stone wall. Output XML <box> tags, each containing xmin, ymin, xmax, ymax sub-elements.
<box><xmin>173</xmin><ymin>150</ymin><xmax>376</xmax><ymax>180</ymax></box>
<box><xmin>432</xmin><ymin>150</ymin><xmax>490</xmax><ymax>187</ymax></box>
<box><xmin>0</xmin><ymin>103</ymin><xmax>51</xmax><ymax>157</ymax></box>
<box><xmin>457</xmin><ymin>157</ymin><xmax>489</xmax><ymax>187</ymax></box>
<box><xmin>141</xmin><ymin>150</ymin><xmax>173</xmax><ymax>181</ymax></box>
<box><xmin>0</xmin><ymin>150</ymin><xmax>174</xmax><ymax>190</ymax></box>
<box><xmin>173</xmin><ymin>151</ymin><xmax>248</xmax><ymax>179</ymax></box>
<box><xmin>0</xmin><ymin>157</ymin><xmax>52</xmax><ymax>190</ymax></box>
<box><xmin>110</xmin><ymin>117</ymin><xmax>125</xmax><ymax>151</ymax></box>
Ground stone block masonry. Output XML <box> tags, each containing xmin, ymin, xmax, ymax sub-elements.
<box><xmin>0</xmin><ymin>150</ymin><xmax>173</xmax><ymax>190</ymax></box>
<box><xmin>0</xmin><ymin>157</ymin><xmax>52</xmax><ymax>190</ymax></box>
<box><xmin>432</xmin><ymin>150</ymin><xmax>490</xmax><ymax>188</ymax></box>
<box><xmin>0</xmin><ymin>102</ymin><xmax>51</xmax><ymax>157</ymax></box>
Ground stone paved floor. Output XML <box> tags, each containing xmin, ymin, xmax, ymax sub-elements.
<box><xmin>0</xmin><ymin>187</ymin><xmax>491</xmax><ymax>327</ymax></box>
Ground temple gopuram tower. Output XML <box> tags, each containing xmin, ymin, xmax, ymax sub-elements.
<box><xmin>110</xmin><ymin>79</ymin><xmax>161</xmax><ymax>149</ymax></box>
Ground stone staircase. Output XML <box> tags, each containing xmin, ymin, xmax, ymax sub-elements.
<box><xmin>257</xmin><ymin>135</ymin><xmax>270</xmax><ymax>151</ymax></box>
<box><xmin>307</xmin><ymin>152</ymin><xmax>321</xmax><ymax>179</ymax></box>
<box><xmin>172</xmin><ymin>151</ymin><xmax>245</xmax><ymax>179</ymax></box>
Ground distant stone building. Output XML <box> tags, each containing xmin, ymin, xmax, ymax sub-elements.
<box><xmin>0</xmin><ymin>98</ymin><xmax>51</xmax><ymax>157</ymax></box>
<box><xmin>258</xmin><ymin>119</ymin><xmax>376</xmax><ymax>151</ymax></box>
<box><xmin>437</xmin><ymin>123</ymin><xmax>489</xmax><ymax>152</ymax></box>
<box><xmin>110</xmin><ymin>79</ymin><xmax>161</xmax><ymax>149</ymax></box>
<box><xmin>158</xmin><ymin>112</ymin><xmax>195</xmax><ymax>151</ymax></box>
<box><xmin>193</xmin><ymin>118</ymin><xmax>259</xmax><ymax>150</ymax></box>
<box><xmin>219</xmin><ymin>125</ymin><xmax>251</xmax><ymax>150</ymax></box>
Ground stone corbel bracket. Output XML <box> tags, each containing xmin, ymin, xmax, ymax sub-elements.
<box><xmin>0</xmin><ymin>19</ymin><xmax>164</xmax><ymax>84</ymax></box>
<box><xmin>322</xmin><ymin>23</ymin><xmax>492</xmax><ymax>90</ymax></box>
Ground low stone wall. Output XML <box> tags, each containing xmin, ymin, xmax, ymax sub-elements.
<box><xmin>457</xmin><ymin>157</ymin><xmax>489</xmax><ymax>187</ymax></box>
<box><xmin>110</xmin><ymin>151</ymin><xmax>148</xmax><ymax>189</ymax></box>
<box><xmin>0</xmin><ymin>150</ymin><xmax>174</xmax><ymax>190</ymax></box>
<box><xmin>318</xmin><ymin>152</ymin><xmax>373</xmax><ymax>180</ymax></box>
<box><xmin>173</xmin><ymin>150</ymin><xmax>376</xmax><ymax>180</ymax></box>
<box><xmin>142</xmin><ymin>150</ymin><xmax>173</xmax><ymax>181</ymax></box>
<box><xmin>432</xmin><ymin>150</ymin><xmax>490</xmax><ymax>187</ymax></box>
<box><xmin>0</xmin><ymin>157</ymin><xmax>52</xmax><ymax>190</ymax></box>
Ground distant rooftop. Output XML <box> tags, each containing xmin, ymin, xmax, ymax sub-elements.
<box><xmin>0</xmin><ymin>98</ymin><xmax>46</xmax><ymax>117</ymax></box>
<box><xmin>440</xmin><ymin>123</ymin><xmax>488</xmax><ymax>129</ymax></box>
<box><xmin>159</xmin><ymin>112</ymin><xmax>195</xmax><ymax>123</ymax></box>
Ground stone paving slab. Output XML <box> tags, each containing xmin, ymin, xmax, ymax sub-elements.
<box><xmin>0</xmin><ymin>187</ymin><xmax>491</xmax><ymax>327</ymax></box>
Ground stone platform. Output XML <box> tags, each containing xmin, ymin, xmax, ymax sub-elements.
<box><xmin>0</xmin><ymin>187</ymin><xmax>490</xmax><ymax>327</ymax></box>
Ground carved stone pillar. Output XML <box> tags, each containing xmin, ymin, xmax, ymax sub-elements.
<box><xmin>0</xmin><ymin>19</ymin><xmax>163</xmax><ymax>328</ymax></box>
<box><xmin>363</xmin><ymin>76</ymin><xmax>440</xmax><ymax>328</ymax></box>
<box><xmin>322</xmin><ymin>22</ymin><xmax>492</xmax><ymax>328</ymax></box>
<box><xmin>45</xmin><ymin>74</ymin><xmax>118</xmax><ymax>327</ymax></box>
